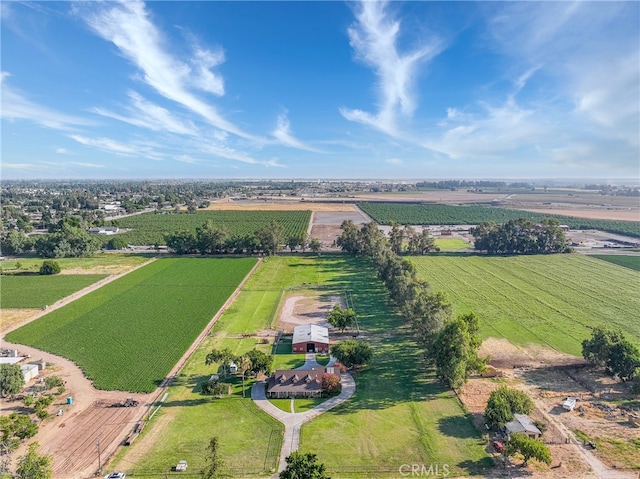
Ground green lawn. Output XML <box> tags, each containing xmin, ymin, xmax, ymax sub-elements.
<box><xmin>6</xmin><ymin>257</ymin><xmax>257</xmax><ymax>392</ymax></box>
<box><xmin>592</xmin><ymin>254</ymin><xmax>640</xmax><ymax>272</ymax></box>
<box><xmin>434</xmin><ymin>238</ymin><xmax>470</xmax><ymax>250</ymax></box>
<box><xmin>0</xmin><ymin>274</ymin><xmax>106</xmax><ymax>308</ymax></box>
<box><xmin>112</xmin><ymin>256</ymin><xmax>490</xmax><ymax>477</ymax></box>
<box><xmin>410</xmin><ymin>254</ymin><xmax>640</xmax><ymax>356</ymax></box>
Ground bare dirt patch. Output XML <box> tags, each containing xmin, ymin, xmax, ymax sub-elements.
<box><xmin>512</xmin><ymin>207</ymin><xmax>640</xmax><ymax>222</ymax></box>
<box><xmin>276</xmin><ymin>292</ymin><xmax>345</xmax><ymax>333</ymax></box>
<box><xmin>0</xmin><ymin>309</ymin><xmax>41</xmax><ymax>331</ymax></box>
<box><xmin>202</xmin><ymin>200</ymin><xmax>357</xmax><ymax>212</ymax></box>
<box><xmin>479</xmin><ymin>338</ymin><xmax>584</xmax><ymax>369</ymax></box>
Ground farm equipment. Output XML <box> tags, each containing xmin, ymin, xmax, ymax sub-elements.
<box><xmin>110</xmin><ymin>398</ymin><xmax>139</xmax><ymax>408</ymax></box>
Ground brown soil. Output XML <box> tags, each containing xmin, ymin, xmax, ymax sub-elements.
<box><xmin>1</xmin><ymin>309</ymin><xmax>41</xmax><ymax>331</ymax></box>
<box><xmin>200</xmin><ymin>201</ymin><xmax>357</xmax><ymax>211</ymax></box>
<box><xmin>276</xmin><ymin>293</ymin><xmax>345</xmax><ymax>333</ymax></box>
<box><xmin>458</xmin><ymin>338</ymin><xmax>639</xmax><ymax>478</ymax></box>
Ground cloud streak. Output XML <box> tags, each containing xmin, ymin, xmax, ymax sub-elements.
<box><xmin>79</xmin><ymin>0</ymin><xmax>254</xmax><ymax>139</ymax></box>
<box><xmin>272</xmin><ymin>113</ymin><xmax>322</xmax><ymax>153</ymax></box>
<box><xmin>341</xmin><ymin>1</ymin><xmax>442</xmax><ymax>137</ymax></box>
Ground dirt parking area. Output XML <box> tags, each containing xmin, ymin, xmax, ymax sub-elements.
<box><xmin>276</xmin><ymin>292</ymin><xmax>345</xmax><ymax>333</ymax></box>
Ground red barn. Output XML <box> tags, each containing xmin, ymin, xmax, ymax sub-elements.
<box><xmin>292</xmin><ymin>324</ymin><xmax>329</xmax><ymax>354</ymax></box>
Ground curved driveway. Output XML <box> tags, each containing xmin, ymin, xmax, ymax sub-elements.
<box><xmin>251</xmin><ymin>356</ymin><xmax>355</xmax><ymax>473</ymax></box>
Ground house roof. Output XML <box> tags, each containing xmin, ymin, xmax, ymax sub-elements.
<box><xmin>292</xmin><ymin>324</ymin><xmax>329</xmax><ymax>345</ymax></box>
<box><xmin>266</xmin><ymin>368</ymin><xmax>339</xmax><ymax>395</ymax></box>
<box><xmin>505</xmin><ymin>414</ymin><xmax>542</xmax><ymax>436</ymax></box>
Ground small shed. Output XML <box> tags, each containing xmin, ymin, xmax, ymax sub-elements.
<box><xmin>292</xmin><ymin>324</ymin><xmax>329</xmax><ymax>354</ymax></box>
<box><xmin>20</xmin><ymin>364</ymin><xmax>39</xmax><ymax>383</ymax></box>
<box><xmin>505</xmin><ymin>414</ymin><xmax>542</xmax><ymax>439</ymax></box>
<box><xmin>228</xmin><ymin>362</ymin><xmax>238</xmax><ymax>374</ymax></box>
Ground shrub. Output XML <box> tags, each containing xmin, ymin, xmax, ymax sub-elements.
<box><xmin>39</xmin><ymin>260</ymin><xmax>61</xmax><ymax>275</ymax></box>
<box><xmin>202</xmin><ymin>380</ymin><xmax>230</xmax><ymax>397</ymax></box>
<box><xmin>44</xmin><ymin>376</ymin><xmax>63</xmax><ymax>389</ymax></box>
<box><xmin>321</xmin><ymin>373</ymin><xmax>341</xmax><ymax>395</ymax></box>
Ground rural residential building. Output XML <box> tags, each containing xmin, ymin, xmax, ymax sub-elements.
<box><xmin>292</xmin><ymin>324</ymin><xmax>329</xmax><ymax>354</ymax></box>
<box><xmin>88</xmin><ymin>226</ymin><xmax>120</xmax><ymax>235</ymax></box>
<box><xmin>504</xmin><ymin>414</ymin><xmax>542</xmax><ymax>439</ymax></box>
<box><xmin>266</xmin><ymin>367</ymin><xmax>341</xmax><ymax>398</ymax></box>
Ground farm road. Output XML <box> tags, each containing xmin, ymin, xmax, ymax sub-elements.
<box><xmin>251</xmin><ymin>358</ymin><xmax>356</xmax><ymax>475</ymax></box>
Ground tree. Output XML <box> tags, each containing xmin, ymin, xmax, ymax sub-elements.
<box><xmin>606</xmin><ymin>338</ymin><xmax>640</xmax><ymax>382</ymax></box>
<box><xmin>484</xmin><ymin>386</ymin><xmax>534</xmax><ymax>429</ymax></box>
<box><xmin>205</xmin><ymin>348</ymin><xmax>236</xmax><ymax>377</ymax></box>
<box><xmin>336</xmin><ymin>220</ymin><xmax>361</xmax><ymax>256</ymax></box>
<box><xmin>0</xmin><ymin>364</ymin><xmax>25</xmax><ymax>397</ymax></box>
<box><xmin>0</xmin><ymin>230</ymin><xmax>32</xmax><ymax>255</ymax></box>
<box><xmin>104</xmin><ymin>236</ymin><xmax>127</xmax><ymax>250</ymax></box>
<box><xmin>201</xmin><ymin>380</ymin><xmax>230</xmax><ymax>397</ymax></box>
<box><xmin>255</xmin><ymin>221</ymin><xmax>284</xmax><ymax>255</ymax></box>
<box><xmin>326</xmin><ymin>304</ymin><xmax>356</xmax><ymax>332</ymax></box>
<box><xmin>388</xmin><ymin>222</ymin><xmax>404</xmax><ymax>254</ymax></box>
<box><xmin>237</xmin><ymin>355</ymin><xmax>252</xmax><ymax>398</ymax></box>
<box><xmin>165</xmin><ymin>230</ymin><xmax>197</xmax><ymax>254</ymax></box>
<box><xmin>4</xmin><ymin>413</ymin><xmax>38</xmax><ymax>441</ymax></box>
<box><xmin>431</xmin><ymin>312</ymin><xmax>486</xmax><ymax>389</ymax></box>
<box><xmin>330</xmin><ymin>340</ymin><xmax>372</xmax><ymax>369</ymax></box>
<box><xmin>279</xmin><ymin>452</ymin><xmax>329</xmax><ymax>479</ymax></box>
<box><xmin>39</xmin><ymin>260</ymin><xmax>61</xmax><ymax>275</ymax></box>
<box><xmin>201</xmin><ymin>436</ymin><xmax>223</xmax><ymax>479</ymax></box>
<box><xmin>34</xmin><ymin>224</ymin><xmax>99</xmax><ymax>258</ymax></box>
<box><xmin>321</xmin><ymin>373</ymin><xmax>341</xmax><ymax>395</ymax></box>
<box><xmin>196</xmin><ymin>221</ymin><xmax>229</xmax><ymax>254</ymax></box>
<box><xmin>244</xmin><ymin>349</ymin><xmax>273</xmax><ymax>376</ymax></box>
<box><xmin>582</xmin><ymin>327</ymin><xmax>623</xmax><ymax>366</ymax></box>
<box><xmin>16</xmin><ymin>442</ymin><xmax>53</xmax><ymax>479</ymax></box>
<box><xmin>504</xmin><ymin>433</ymin><xmax>552</xmax><ymax>467</ymax></box>
<box><xmin>308</xmin><ymin>237</ymin><xmax>321</xmax><ymax>255</ymax></box>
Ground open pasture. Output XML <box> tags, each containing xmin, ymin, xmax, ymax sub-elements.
<box><xmin>434</xmin><ymin>238</ymin><xmax>470</xmax><ymax>250</ymax></box>
<box><xmin>592</xmin><ymin>254</ymin><xmax>640</xmax><ymax>272</ymax></box>
<box><xmin>358</xmin><ymin>202</ymin><xmax>640</xmax><ymax>238</ymax></box>
<box><xmin>410</xmin><ymin>254</ymin><xmax>640</xmax><ymax>356</ymax></box>
<box><xmin>109</xmin><ymin>210</ymin><xmax>311</xmax><ymax>245</ymax></box>
<box><xmin>112</xmin><ymin>256</ymin><xmax>489</xmax><ymax>477</ymax></box>
<box><xmin>0</xmin><ymin>274</ymin><xmax>106</xmax><ymax>309</ymax></box>
<box><xmin>5</xmin><ymin>257</ymin><xmax>257</xmax><ymax>392</ymax></box>
<box><xmin>0</xmin><ymin>254</ymin><xmax>153</xmax><ymax>275</ymax></box>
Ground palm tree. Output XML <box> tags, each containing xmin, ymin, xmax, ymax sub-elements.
<box><xmin>238</xmin><ymin>356</ymin><xmax>253</xmax><ymax>398</ymax></box>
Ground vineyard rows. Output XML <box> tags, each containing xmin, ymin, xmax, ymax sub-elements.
<box><xmin>110</xmin><ymin>210</ymin><xmax>311</xmax><ymax>245</ymax></box>
<box><xmin>410</xmin><ymin>255</ymin><xmax>640</xmax><ymax>356</ymax></box>
<box><xmin>6</xmin><ymin>257</ymin><xmax>258</xmax><ymax>392</ymax></box>
<box><xmin>358</xmin><ymin>203</ymin><xmax>640</xmax><ymax>238</ymax></box>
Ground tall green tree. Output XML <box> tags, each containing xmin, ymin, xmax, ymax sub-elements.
<box><xmin>330</xmin><ymin>340</ymin><xmax>372</xmax><ymax>369</ymax></box>
<box><xmin>336</xmin><ymin>220</ymin><xmax>362</xmax><ymax>256</ymax></box>
<box><xmin>582</xmin><ymin>327</ymin><xmax>623</xmax><ymax>366</ymax></box>
<box><xmin>326</xmin><ymin>304</ymin><xmax>356</xmax><ymax>332</ymax></box>
<box><xmin>388</xmin><ymin>222</ymin><xmax>404</xmax><ymax>254</ymax></box>
<box><xmin>255</xmin><ymin>220</ymin><xmax>284</xmax><ymax>255</ymax></box>
<box><xmin>16</xmin><ymin>442</ymin><xmax>53</xmax><ymax>479</ymax></box>
<box><xmin>0</xmin><ymin>364</ymin><xmax>25</xmax><ymax>397</ymax></box>
<box><xmin>205</xmin><ymin>348</ymin><xmax>236</xmax><ymax>377</ymax></box>
<box><xmin>165</xmin><ymin>230</ymin><xmax>197</xmax><ymax>254</ymax></box>
<box><xmin>196</xmin><ymin>221</ymin><xmax>230</xmax><ymax>254</ymax></box>
<box><xmin>432</xmin><ymin>312</ymin><xmax>486</xmax><ymax>389</ymax></box>
<box><xmin>245</xmin><ymin>349</ymin><xmax>274</xmax><ymax>376</ymax></box>
<box><xmin>279</xmin><ymin>452</ymin><xmax>330</xmax><ymax>479</ymax></box>
<box><xmin>308</xmin><ymin>237</ymin><xmax>322</xmax><ymax>255</ymax></box>
<box><xmin>607</xmin><ymin>339</ymin><xmax>640</xmax><ymax>382</ymax></box>
<box><xmin>504</xmin><ymin>434</ymin><xmax>552</xmax><ymax>466</ymax></box>
<box><xmin>484</xmin><ymin>386</ymin><xmax>534</xmax><ymax>429</ymax></box>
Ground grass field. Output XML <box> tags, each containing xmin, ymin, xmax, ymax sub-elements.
<box><xmin>358</xmin><ymin>202</ymin><xmax>640</xmax><ymax>238</ymax></box>
<box><xmin>0</xmin><ymin>254</ymin><xmax>153</xmax><ymax>275</ymax></box>
<box><xmin>410</xmin><ymin>254</ymin><xmax>640</xmax><ymax>356</ymax></box>
<box><xmin>592</xmin><ymin>254</ymin><xmax>640</xmax><ymax>272</ymax></box>
<box><xmin>434</xmin><ymin>238</ymin><xmax>470</xmax><ymax>250</ymax></box>
<box><xmin>6</xmin><ymin>257</ymin><xmax>257</xmax><ymax>392</ymax></box>
<box><xmin>0</xmin><ymin>274</ymin><xmax>106</xmax><ymax>308</ymax></box>
<box><xmin>112</xmin><ymin>256</ymin><xmax>490</xmax><ymax>477</ymax></box>
<box><xmin>109</xmin><ymin>210</ymin><xmax>311</xmax><ymax>245</ymax></box>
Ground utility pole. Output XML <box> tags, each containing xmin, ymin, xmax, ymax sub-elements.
<box><xmin>96</xmin><ymin>438</ymin><xmax>102</xmax><ymax>474</ymax></box>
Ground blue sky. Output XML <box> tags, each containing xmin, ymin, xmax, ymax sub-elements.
<box><xmin>1</xmin><ymin>1</ymin><xmax>638</xmax><ymax>180</ymax></box>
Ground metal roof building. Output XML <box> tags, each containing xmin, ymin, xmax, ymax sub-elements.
<box><xmin>292</xmin><ymin>324</ymin><xmax>329</xmax><ymax>354</ymax></box>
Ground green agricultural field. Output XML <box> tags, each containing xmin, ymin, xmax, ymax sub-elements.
<box><xmin>358</xmin><ymin>202</ymin><xmax>640</xmax><ymax>238</ymax></box>
<box><xmin>410</xmin><ymin>254</ymin><xmax>640</xmax><ymax>356</ymax></box>
<box><xmin>6</xmin><ymin>257</ymin><xmax>257</xmax><ymax>392</ymax></box>
<box><xmin>112</xmin><ymin>256</ymin><xmax>490</xmax><ymax>478</ymax></box>
<box><xmin>0</xmin><ymin>274</ymin><xmax>106</xmax><ymax>309</ymax></box>
<box><xmin>109</xmin><ymin>210</ymin><xmax>311</xmax><ymax>245</ymax></box>
<box><xmin>592</xmin><ymin>254</ymin><xmax>640</xmax><ymax>272</ymax></box>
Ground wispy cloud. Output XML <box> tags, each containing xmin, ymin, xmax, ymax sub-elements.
<box><xmin>272</xmin><ymin>112</ymin><xmax>322</xmax><ymax>153</ymax></box>
<box><xmin>69</xmin><ymin>134</ymin><xmax>148</xmax><ymax>156</ymax></box>
<box><xmin>78</xmin><ymin>0</ymin><xmax>254</xmax><ymax>139</ymax></box>
<box><xmin>2</xmin><ymin>162</ymin><xmax>51</xmax><ymax>171</ymax></box>
<box><xmin>69</xmin><ymin>161</ymin><xmax>105</xmax><ymax>169</ymax></box>
<box><xmin>56</xmin><ymin>147</ymin><xmax>70</xmax><ymax>154</ymax></box>
<box><xmin>1</xmin><ymin>72</ymin><xmax>92</xmax><ymax>131</ymax></box>
<box><xmin>340</xmin><ymin>1</ymin><xmax>443</xmax><ymax>137</ymax></box>
<box><xmin>93</xmin><ymin>91</ymin><xmax>197</xmax><ymax>135</ymax></box>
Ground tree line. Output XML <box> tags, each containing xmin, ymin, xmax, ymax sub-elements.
<box><xmin>165</xmin><ymin>219</ymin><xmax>321</xmax><ymax>256</ymax></box>
<box><xmin>471</xmin><ymin>218</ymin><xmax>571</xmax><ymax>255</ymax></box>
<box><xmin>337</xmin><ymin>220</ymin><xmax>485</xmax><ymax>389</ymax></box>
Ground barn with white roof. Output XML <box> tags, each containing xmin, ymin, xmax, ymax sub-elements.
<box><xmin>292</xmin><ymin>324</ymin><xmax>329</xmax><ymax>354</ymax></box>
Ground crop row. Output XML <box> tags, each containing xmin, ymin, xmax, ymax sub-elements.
<box><xmin>410</xmin><ymin>254</ymin><xmax>640</xmax><ymax>356</ymax></box>
<box><xmin>5</xmin><ymin>257</ymin><xmax>258</xmax><ymax>392</ymax></box>
<box><xmin>592</xmin><ymin>254</ymin><xmax>640</xmax><ymax>271</ymax></box>
<box><xmin>109</xmin><ymin>210</ymin><xmax>311</xmax><ymax>245</ymax></box>
<box><xmin>358</xmin><ymin>203</ymin><xmax>640</xmax><ymax>238</ymax></box>
<box><xmin>0</xmin><ymin>274</ymin><xmax>107</xmax><ymax>309</ymax></box>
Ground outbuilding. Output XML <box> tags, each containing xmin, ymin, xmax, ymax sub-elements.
<box><xmin>20</xmin><ymin>364</ymin><xmax>39</xmax><ymax>383</ymax></box>
<box><xmin>292</xmin><ymin>324</ymin><xmax>329</xmax><ymax>354</ymax></box>
<box><xmin>504</xmin><ymin>414</ymin><xmax>542</xmax><ymax>439</ymax></box>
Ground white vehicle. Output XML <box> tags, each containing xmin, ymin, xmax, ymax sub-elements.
<box><xmin>104</xmin><ymin>473</ymin><xmax>126</xmax><ymax>479</ymax></box>
<box><xmin>175</xmin><ymin>460</ymin><xmax>188</xmax><ymax>471</ymax></box>
<box><xmin>562</xmin><ymin>397</ymin><xmax>577</xmax><ymax>411</ymax></box>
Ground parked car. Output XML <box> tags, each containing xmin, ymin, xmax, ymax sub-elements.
<box><xmin>104</xmin><ymin>473</ymin><xmax>126</xmax><ymax>479</ymax></box>
<box><xmin>492</xmin><ymin>440</ymin><xmax>504</xmax><ymax>453</ymax></box>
